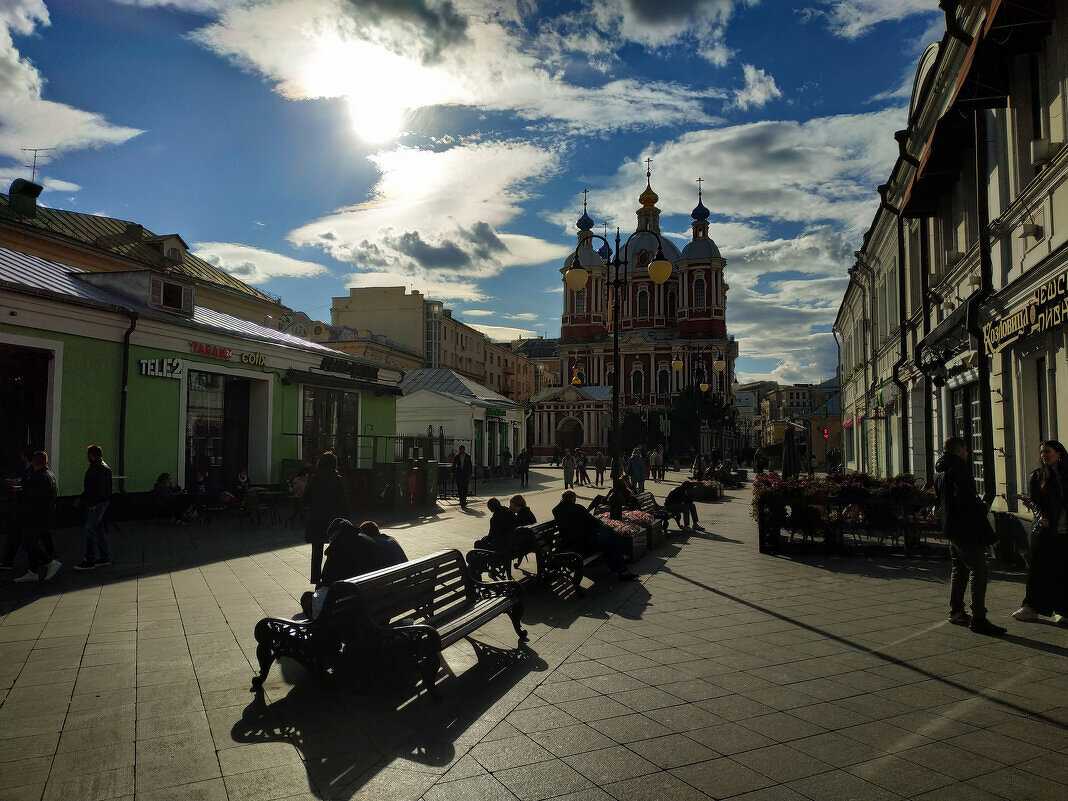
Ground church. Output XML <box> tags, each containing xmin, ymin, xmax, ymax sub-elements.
<box><xmin>524</xmin><ymin>171</ymin><xmax>737</xmax><ymax>461</ymax></box>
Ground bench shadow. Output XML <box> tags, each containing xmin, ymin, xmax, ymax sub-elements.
<box><xmin>232</xmin><ymin>640</ymin><xmax>548</xmax><ymax>799</ymax></box>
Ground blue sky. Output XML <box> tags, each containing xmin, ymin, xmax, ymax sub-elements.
<box><xmin>1</xmin><ymin>0</ymin><xmax>942</xmax><ymax>383</ymax></box>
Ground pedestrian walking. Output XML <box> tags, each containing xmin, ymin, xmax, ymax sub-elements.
<box><xmin>516</xmin><ymin>447</ymin><xmax>531</xmax><ymax>487</ymax></box>
<box><xmin>303</xmin><ymin>451</ymin><xmax>349</xmax><ymax>586</ymax></box>
<box><xmin>576</xmin><ymin>450</ymin><xmax>591</xmax><ymax>486</ymax></box>
<box><xmin>935</xmin><ymin>436</ymin><xmax>1005</xmax><ymax>635</ymax></box>
<box><xmin>452</xmin><ymin>444</ymin><xmax>473</xmax><ymax>509</ymax></box>
<box><xmin>561</xmin><ymin>449</ymin><xmax>576</xmax><ymax>489</ymax></box>
<box><xmin>627</xmin><ymin>448</ymin><xmax>645</xmax><ymax>492</ymax></box>
<box><xmin>73</xmin><ymin>444</ymin><xmax>112</xmax><ymax>571</ymax></box>
<box><xmin>649</xmin><ymin>448</ymin><xmax>662</xmax><ymax>483</ymax></box>
<box><xmin>13</xmin><ymin>451</ymin><xmax>61</xmax><ymax>583</ymax></box>
<box><xmin>594</xmin><ymin>450</ymin><xmax>607</xmax><ymax>487</ymax></box>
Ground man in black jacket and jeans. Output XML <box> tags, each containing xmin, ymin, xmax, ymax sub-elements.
<box><xmin>935</xmin><ymin>436</ymin><xmax>1005</xmax><ymax>635</ymax></box>
<box><xmin>74</xmin><ymin>444</ymin><xmax>112</xmax><ymax>571</ymax></box>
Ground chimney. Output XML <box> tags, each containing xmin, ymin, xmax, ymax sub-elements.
<box><xmin>9</xmin><ymin>179</ymin><xmax>43</xmax><ymax>218</ymax></box>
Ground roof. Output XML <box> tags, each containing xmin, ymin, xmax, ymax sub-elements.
<box><xmin>401</xmin><ymin>389</ymin><xmax>517</xmax><ymax>409</ymax></box>
<box><xmin>0</xmin><ymin>246</ymin><xmax>350</xmax><ymax>357</ymax></box>
<box><xmin>399</xmin><ymin>368</ymin><xmax>515</xmax><ymax>405</ymax></box>
<box><xmin>512</xmin><ymin>338</ymin><xmax>560</xmax><ymax>358</ymax></box>
<box><xmin>0</xmin><ymin>192</ymin><xmax>279</xmax><ymax>306</ymax></box>
<box><xmin>530</xmin><ymin>385</ymin><xmax>613</xmax><ymax>403</ymax></box>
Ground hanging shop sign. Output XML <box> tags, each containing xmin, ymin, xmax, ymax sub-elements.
<box><xmin>239</xmin><ymin>352</ymin><xmax>267</xmax><ymax>367</ymax></box>
<box><xmin>189</xmin><ymin>341</ymin><xmax>233</xmax><ymax>360</ymax></box>
<box><xmin>319</xmin><ymin>355</ymin><xmax>379</xmax><ymax>381</ymax></box>
<box><xmin>139</xmin><ymin>357</ymin><xmax>182</xmax><ymax>379</ymax></box>
<box><xmin>983</xmin><ymin>269</ymin><xmax>1068</xmax><ymax>354</ymax></box>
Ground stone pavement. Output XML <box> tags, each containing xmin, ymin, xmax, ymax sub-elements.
<box><xmin>2</xmin><ymin>468</ymin><xmax>1068</xmax><ymax>801</ymax></box>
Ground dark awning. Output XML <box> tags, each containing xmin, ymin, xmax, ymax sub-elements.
<box><xmin>918</xmin><ymin>303</ymin><xmax>969</xmax><ymax>357</ymax></box>
<box><xmin>282</xmin><ymin>369</ymin><xmax>403</xmax><ymax>396</ymax></box>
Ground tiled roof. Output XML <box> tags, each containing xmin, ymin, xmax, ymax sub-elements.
<box><xmin>400</xmin><ymin>368</ymin><xmax>515</xmax><ymax>405</ymax></box>
<box><xmin>0</xmin><ymin>193</ymin><xmax>279</xmax><ymax>305</ymax></box>
<box><xmin>0</xmin><ymin>246</ymin><xmax>340</xmax><ymax>356</ymax></box>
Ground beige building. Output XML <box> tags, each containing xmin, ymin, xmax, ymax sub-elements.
<box><xmin>834</xmin><ymin>0</ymin><xmax>1066</xmax><ymax>511</ymax></box>
<box><xmin>331</xmin><ymin>287</ymin><xmax>537</xmax><ymax>401</ymax></box>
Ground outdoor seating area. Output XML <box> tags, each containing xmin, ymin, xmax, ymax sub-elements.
<box><xmin>753</xmin><ymin>471</ymin><xmax>944</xmax><ymax>555</ymax></box>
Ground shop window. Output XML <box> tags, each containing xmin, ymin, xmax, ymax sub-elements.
<box><xmin>952</xmin><ymin>383</ymin><xmax>983</xmax><ymax>496</ymax></box>
<box><xmin>0</xmin><ymin>345</ymin><xmax>50</xmax><ymax>474</ymax></box>
<box><xmin>301</xmin><ymin>386</ymin><xmax>360</xmax><ymax>469</ymax></box>
<box><xmin>186</xmin><ymin>370</ymin><xmax>250</xmax><ymax>486</ymax></box>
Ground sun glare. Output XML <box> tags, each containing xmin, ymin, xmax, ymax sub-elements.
<box><xmin>303</xmin><ymin>35</ymin><xmax>455</xmax><ymax>144</ymax></box>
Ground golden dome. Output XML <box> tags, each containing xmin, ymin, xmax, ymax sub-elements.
<box><xmin>639</xmin><ymin>178</ymin><xmax>659</xmax><ymax>208</ymax></box>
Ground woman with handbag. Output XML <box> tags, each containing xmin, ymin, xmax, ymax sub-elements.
<box><xmin>1013</xmin><ymin>440</ymin><xmax>1068</xmax><ymax>623</ymax></box>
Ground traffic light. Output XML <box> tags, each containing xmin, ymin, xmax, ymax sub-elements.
<box><xmin>822</xmin><ymin>428</ymin><xmax>829</xmax><ymax>440</ymax></box>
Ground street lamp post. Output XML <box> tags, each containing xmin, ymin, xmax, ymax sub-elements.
<box><xmin>566</xmin><ymin>228</ymin><xmax>672</xmax><ymax>519</ymax></box>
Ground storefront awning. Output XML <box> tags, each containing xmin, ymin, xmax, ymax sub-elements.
<box><xmin>918</xmin><ymin>303</ymin><xmax>969</xmax><ymax>356</ymax></box>
<box><xmin>282</xmin><ymin>369</ymin><xmax>403</xmax><ymax>395</ymax></box>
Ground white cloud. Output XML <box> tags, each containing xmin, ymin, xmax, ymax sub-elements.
<box><xmin>193</xmin><ymin>242</ymin><xmax>330</xmax><ymax>284</ymax></box>
<box><xmin>728</xmin><ymin>64</ymin><xmax>782</xmax><ymax>111</ymax></box>
<box><xmin>290</xmin><ymin>140</ymin><xmax>572</xmax><ymax>296</ymax></box>
<box><xmin>0</xmin><ymin>1</ymin><xmax>142</xmax><ymax>165</ymax></box>
<box><xmin>801</xmin><ymin>0</ymin><xmax>939</xmax><ymax>39</ymax></box>
<box><xmin>505</xmin><ymin>312</ymin><xmax>537</xmax><ymax>321</ymax></box>
<box><xmin>459</xmin><ymin>309</ymin><xmax>495</xmax><ymax>317</ymax></box>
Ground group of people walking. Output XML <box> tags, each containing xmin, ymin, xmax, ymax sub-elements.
<box><xmin>3</xmin><ymin>444</ymin><xmax>113</xmax><ymax>583</ymax></box>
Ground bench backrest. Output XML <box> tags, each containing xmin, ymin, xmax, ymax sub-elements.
<box><xmin>318</xmin><ymin>549</ymin><xmax>474</xmax><ymax>627</ymax></box>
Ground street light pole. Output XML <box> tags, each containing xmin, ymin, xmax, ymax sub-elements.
<box><xmin>565</xmin><ymin>227</ymin><xmax>672</xmax><ymax>519</ymax></box>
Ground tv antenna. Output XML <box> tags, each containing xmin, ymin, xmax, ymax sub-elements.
<box><xmin>21</xmin><ymin>148</ymin><xmax>55</xmax><ymax>183</ymax></box>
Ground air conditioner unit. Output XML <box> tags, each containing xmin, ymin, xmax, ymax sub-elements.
<box><xmin>1018</xmin><ymin>222</ymin><xmax>1043</xmax><ymax>239</ymax></box>
<box><xmin>1031</xmin><ymin>138</ymin><xmax>1062</xmax><ymax>166</ymax></box>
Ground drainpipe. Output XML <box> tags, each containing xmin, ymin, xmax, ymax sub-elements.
<box><xmin>938</xmin><ymin>0</ymin><xmax>972</xmax><ymax>46</ymax></box>
<box><xmin>878</xmin><ymin>182</ymin><xmax>911</xmax><ymax>476</ymax></box>
<box><xmin>919</xmin><ymin>219</ymin><xmax>936</xmax><ymax>485</ymax></box>
<box><xmin>851</xmin><ymin>257</ymin><xmax>877</xmax><ymax>473</ymax></box>
<box><xmin>966</xmin><ymin>111</ymin><xmax>995</xmax><ymax>504</ymax></box>
<box><xmin>118</xmin><ymin>311</ymin><xmax>140</xmax><ymax>494</ymax></box>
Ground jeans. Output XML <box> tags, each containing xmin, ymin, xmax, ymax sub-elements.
<box><xmin>84</xmin><ymin>501</ymin><xmax>110</xmax><ymax>562</ymax></box>
<box><xmin>949</xmin><ymin>540</ymin><xmax>988</xmax><ymax>618</ymax></box>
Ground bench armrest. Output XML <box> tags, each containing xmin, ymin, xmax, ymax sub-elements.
<box><xmin>472</xmin><ymin>577</ymin><xmax>524</xmax><ymax>601</ymax></box>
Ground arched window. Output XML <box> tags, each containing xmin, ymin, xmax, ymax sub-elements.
<box><xmin>637</xmin><ymin>289</ymin><xmax>649</xmax><ymax>317</ymax></box>
<box><xmin>606</xmin><ymin>371</ymin><xmax>615</xmax><ymax>390</ymax></box>
<box><xmin>694</xmin><ymin>278</ymin><xmax>706</xmax><ymax>307</ymax></box>
<box><xmin>657</xmin><ymin>369</ymin><xmax>670</xmax><ymax>395</ymax></box>
<box><xmin>631</xmin><ymin>371</ymin><xmax>644</xmax><ymax>395</ymax></box>
<box><xmin>667</xmin><ymin>292</ymin><xmax>677</xmax><ymax>320</ymax></box>
<box><xmin>575</xmin><ymin>288</ymin><xmax>586</xmax><ymax>314</ymax></box>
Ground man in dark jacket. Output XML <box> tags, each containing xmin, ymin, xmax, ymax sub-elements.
<box><xmin>665</xmin><ymin>481</ymin><xmax>703</xmax><ymax>532</ymax></box>
<box><xmin>14</xmin><ymin>451</ymin><xmax>61</xmax><ymax>583</ymax></box>
<box><xmin>935</xmin><ymin>436</ymin><xmax>1005</xmax><ymax>635</ymax></box>
<box><xmin>551</xmin><ymin>491</ymin><xmax>636</xmax><ymax>581</ymax></box>
<box><xmin>74</xmin><ymin>444</ymin><xmax>112</xmax><ymax>571</ymax></box>
<box><xmin>452</xmin><ymin>445</ymin><xmax>473</xmax><ymax>509</ymax></box>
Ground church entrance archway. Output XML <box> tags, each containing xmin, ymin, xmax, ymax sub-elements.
<box><xmin>556</xmin><ymin>417</ymin><xmax>583</xmax><ymax>450</ymax></box>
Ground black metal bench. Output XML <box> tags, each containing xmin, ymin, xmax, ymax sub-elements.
<box><xmin>250</xmin><ymin>549</ymin><xmax>527</xmax><ymax>697</ymax></box>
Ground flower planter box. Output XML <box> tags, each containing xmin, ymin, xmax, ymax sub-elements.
<box><xmin>621</xmin><ymin>530</ymin><xmax>647</xmax><ymax>564</ymax></box>
<box><xmin>646</xmin><ymin>519</ymin><xmax>665</xmax><ymax>550</ymax></box>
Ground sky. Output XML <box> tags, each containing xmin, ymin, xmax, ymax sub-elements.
<box><xmin>0</xmin><ymin>0</ymin><xmax>944</xmax><ymax>384</ymax></box>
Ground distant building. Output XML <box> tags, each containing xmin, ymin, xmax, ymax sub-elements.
<box><xmin>330</xmin><ymin>287</ymin><xmax>536</xmax><ymax>401</ymax></box>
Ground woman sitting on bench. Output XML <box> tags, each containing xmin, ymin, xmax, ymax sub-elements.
<box><xmin>303</xmin><ymin>518</ymin><xmax>407</xmax><ymax>618</ymax></box>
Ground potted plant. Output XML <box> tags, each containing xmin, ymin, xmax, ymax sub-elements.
<box><xmin>598</xmin><ymin>513</ymin><xmax>648</xmax><ymax>563</ymax></box>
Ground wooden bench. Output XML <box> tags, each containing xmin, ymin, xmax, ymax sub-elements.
<box><xmin>250</xmin><ymin>549</ymin><xmax>527</xmax><ymax>697</ymax></box>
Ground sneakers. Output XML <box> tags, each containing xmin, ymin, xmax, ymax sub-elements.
<box><xmin>970</xmin><ymin>618</ymin><xmax>1007</xmax><ymax>636</ymax></box>
<box><xmin>95</xmin><ymin>557</ymin><xmax>111</xmax><ymax>567</ymax></box>
<box><xmin>1054</xmin><ymin>614</ymin><xmax>1068</xmax><ymax>626</ymax></box>
<box><xmin>948</xmin><ymin>610</ymin><xmax>972</xmax><ymax>626</ymax></box>
<box><xmin>692</xmin><ymin>523</ymin><xmax>705</xmax><ymax>531</ymax></box>
<box><xmin>73</xmin><ymin>560</ymin><xmax>96</xmax><ymax>571</ymax></box>
<box><xmin>13</xmin><ymin>570</ymin><xmax>39</xmax><ymax>583</ymax></box>
<box><xmin>1012</xmin><ymin>605</ymin><xmax>1038</xmax><ymax>621</ymax></box>
<box><xmin>43</xmin><ymin>560</ymin><xmax>61</xmax><ymax>581</ymax></box>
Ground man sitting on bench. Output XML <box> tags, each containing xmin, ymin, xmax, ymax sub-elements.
<box><xmin>303</xmin><ymin>518</ymin><xmax>407</xmax><ymax>618</ymax></box>
<box><xmin>664</xmin><ymin>481</ymin><xmax>704</xmax><ymax>532</ymax></box>
<box><xmin>551</xmin><ymin>490</ymin><xmax>637</xmax><ymax>582</ymax></box>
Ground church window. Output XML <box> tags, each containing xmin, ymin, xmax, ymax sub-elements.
<box><xmin>694</xmin><ymin>278</ymin><xmax>706</xmax><ymax>307</ymax></box>
<box><xmin>637</xmin><ymin>289</ymin><xmax>649</xmax><ymax>317</ymax></box>
<box><xmin>667</xmin><ymin>292</ymin><xmax>676</xmax><ymax>321</ymax></box>
<box><xmin>631</xmin><ymin>371</ymin><xmax>644</xmax><ymax>395</ymax></box>
<box><xmin>575</xmin><ymin>288</ymin><xmax>586</xmax><ymax>313</ymax></box>
<box><xmin>657</xmin><ymin>369</ymin><xmax>670</xmax><ymax>395</ymax></box>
